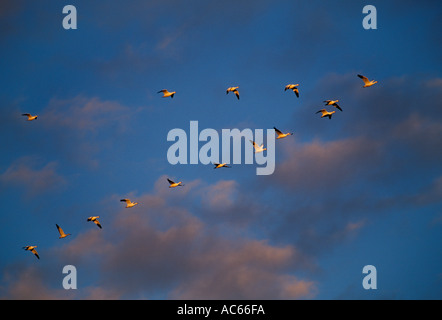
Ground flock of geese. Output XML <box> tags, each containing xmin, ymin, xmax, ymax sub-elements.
<box><xmin>20</xmin><ymin>73</ymin><xmax>377</xmax><ymax>260</ymax></box>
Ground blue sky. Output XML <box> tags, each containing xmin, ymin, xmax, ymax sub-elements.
<box><xmin>0</xmin><ymin>0</ymin><xmax>441</xmax><ymax>299</ymax></box>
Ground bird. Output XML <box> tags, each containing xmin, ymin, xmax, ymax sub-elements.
<box><xmin>226</xmin><ymin>87</ymin><xmax>240</xmax><ymax>100</ymax></box>
<box><xmin>56</xmin><ymin>224</ymin><xmax>71</xmax><ymax>239</ymax></box>
<box><xmin>323</xmin><ymin>100</ymin><xmax>343</xmax><ymax>111</ymax></box>
<box><xmin>284</xmin><ymin>84</ymin><xmax>299</xmax><ymax>97</ymax></box>
<box><xmin>357</xmin><ymin>74</ymin><xmax>377</xmax><ymax>87</ymax></box>
<box><xmin>316</xmin><ymin>109</ymin><xmax>336</xmax><ymax>119</ymax></box>
<box><xmin>274</xmin><ymin>127</ymin><xmax>294</xmax><ymax>139</ymax></box>
<box><xmin>23</xmin><ymin>246</ymin><xmax>39</xmax><ymax>259</ymax></box>
<box><xmin>120</xmin><ymin>198</ymin><xmax>139</xmax><ymax>208</ymax></box>
<box><xmin>167</xmin><ymin>178</ymin><xmax>184</xmax><ymax>188</ymax></box>
<box><xmin>22</xmin><ymin>113</ymin><xmax>38</xmax><ymax>121</ymax></box>
<box><xmin>250</xmin><ymin>140</ymin><xmax>267</xmax><ymax>153</ymax></box>
<box><xmin>87</xmin><ymin>216</ymin><xmax>102</xmax><ymax>229</ymax></box>
<box><xmin>157</xmin><ymin>89</ymin><xmax>176</xmax><ymax>98</ymax></box>
<box><xmin>213</xmin><ymin>163</ymin><xmax>230</xmax><ymax>169</ymax></box>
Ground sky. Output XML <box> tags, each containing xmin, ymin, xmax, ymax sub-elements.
<box><xmin>0</xmin><ymin>0</ymin><xmax>441</xmax><ymax>300</ymax></box>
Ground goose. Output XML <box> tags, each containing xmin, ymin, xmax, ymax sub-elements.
<box><xmin>284</xmin><ymin>84</ymin><xmax>299</xmax><ymax>97</ymax></box>
<box><xmin>157</xmin><ymin>89</ymin><xmax>176</xmax><ymax>98</ymax></box>
<box><xmin>226</xmin><ymin>87</ymin><xmax>240</xmax><ymax>100</ymax></box>
<box><xmin>167</xmin><ymin>178</ymin><xmax>184</xmax><ymax>188</ymax></box>
<box><xmin>23</xmin><ymin>246</ymin><xmax>39</xmax><ymax>259</ymax></box>
<box><xmin>274</xmin><ymin>127</ymin><xmax>294</xmax><ymax>139</ymax></box>
<box><xmin>87</xmin><ymin>216</ymin><xmax>102</xmax><ymax>229</ymax></box>
<box><xmin>250</xmin><ymin>140</ymin><xmax>266</xmax><ymax>153</ymax></box>
<box><xmin>323</xmin><ymin>100</ymin><xmax>343</xmax><ymax>111</ymax></box>
<box><xmin>56</xmin><ymin>224</ymin><xmax>71</xmax><ymax>239</ymax></box>
<box><xmin>213</xmin><ymin>163</ymin><xmax>230</xmax><ymax>169</ymax></box>
<box><xmin>357</xmin><ymin>74</ymin><xmax>377</xmax><ymax>87</ymax></box>
<box><xmin>316</xmin><ymin>109</ymin><xmax>335</xmax><ymax>119</ymax></box>
<box><xmin>120</xmin><ymin>198</ymin><xmax>139</xmax><ymax>208</ymax></box>
<box><xmin>22</xmin><ymin>113</ymin><xmax>38</xmax><ymax>121</ymax></box>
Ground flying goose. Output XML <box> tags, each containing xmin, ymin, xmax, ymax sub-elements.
<box><xmin>357</xmin><ymin>74</ymin><xmax>377</xmax><ymax>87</ymax></box>
<box><xmin>323</xmin><ymin>100</ymin><xmax>343</xmax><ymax>111</ymax></box>
<box><xmin>284</xmin><ymin>84</ymin><xmax>299</xmax><ymax>97</ymax></box>
<box><xmin>87</xmin><ymin>216</ymin><xmax>102</xmax><ymax>229</ymax></box>
<box><xmin>226</xmin><ymin>87</ymin><xmax>240</xmax><ymax>100</ymax></box>
<box><xmin>213</xmin><ymin>163</ymin><xmax>230</xmax><ymax>169</ymax></box>
<box><xmin>22</xmin><ymin>113</ymin><xmax>38</xmax><ymax>121</ymax></box>
<box><xmin>316</xmin><ymin>109</ymin><xmax>336</xmax><ymax>119</ymax></box>
<box><xmin>120</xmin><ymin>199</ymin><xmax>139</xmax><ymax>208</ymax></box>
<box><xmin>23</xmin><ymin>246</ymin><xmax>39</xmax><ymax>259</ymax></box>
<box><xmin>157</xmin><ymin>89</ymin><xmax>176</xmax><ymax>98</ymax></box>
<box><xmin>167</xmin><ymin>178</ymin><xmax>184</xmax><ymax>188</ymax></box>
<box><xmin>250</xmin><ymin>140</ymin><xmax>267</xmax><ymax>153</ymax></box>
<box><xmin>274</xmin><ymin>127</ymin><xmax>294</xmax><ymax>139</ymax></box>
<box><xmin>56</xmin><ymin>224</ymin><xmax>71</xmax><ymax>239</ymax></box>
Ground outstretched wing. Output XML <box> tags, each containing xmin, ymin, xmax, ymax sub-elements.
<box><xmin>250</xmin><ymin>140</ymin><xmax>258</xmax><ymax>150</ymax></box>
<box><xmin>273</xmin><ymin>127</ymin><xmax>283</xmax><ymax>135</ymax></box>
<box><xmin>334</xmin><ymin>103</ymin><xmax>343</xmax><ymax>111</ymax></box>
<box><xmin>56</xmin><ymin>224</ymin><xmax>64</xmax><ymax>236</ymax></box>
<box><xmin>167</xmin><ymin>178</ymin><xmax>175</xmax><ymax>185</ymax></box>
<box><xmin>358</xmin><ymin>74</ymin><xmax>369</xmax><ymax>84</ymax></box>
<box><xmin>94</xmin><ymin>219</ymin><xmax>102</xmax><ymax>229</ymax></box>
<box><xmin>31</xmin><ymin>248</ymin><xmax>40</xmax><ymax>259</ymax></box>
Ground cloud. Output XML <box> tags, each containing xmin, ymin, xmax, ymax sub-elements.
<box><xmin>36</xmin><ymin>95</ymin><xmax>140</xmax><ymax>168</ymax></box>
<box><xmin>411</xmin><ymin>175</ymin><xmax>442</xmax><ymax>206</ymax></box>
<box><xmin>391</xmin><ymin>113</ymin><xmax>442</xmax><ymax>164</ymax></box>
<box><xmin>200</xmin><ymin>180</ymin><xmax>238</xmax><ymax>209</ymax></box>
<box><xmin>0</xmin><ymin>266</ymin><xmax>73</xmax><ymax>300</ymax></box>
<box><xmin>41</xmin><ymin>96</ymin><xmax>133</xmax><ymax>133</ymax></box>
<box><xmin>0</xmin><ymin>156</ymin><xmax>66</xmax><ymax>197</ymax></box>
<box><xmin>270</xmin><ymin>136</ymin><xmax>383</xmax><ymax>194</ymax></box>
<box><xmin>0</xmin><ymin>176</ymin><xmax>316</xmax><ymax>300</ymax></box>
<box><xmin>170</xmin><ymin>240</ymin><xmax>316</xmax><ymax>299</ymax></box>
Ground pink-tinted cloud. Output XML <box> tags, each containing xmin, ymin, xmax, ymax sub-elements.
<box><xmin>41</xmin><ymin>96</ymin><xmax>134</xmax><ymax>133</ymax></box>
<box><xmin>0</xmin><ymin>266</ymin><xmax>74</xmax><ymax>300</ymax></box>
<box><xmin>0</xmin><ymin>156</ymin><xmax>66</xmax><ymax>196</ymax></box>
<box><xmin>36</xmin><ymin>95</ymin><xmax>142</xmax><ymax>169</ymax></box>
<box><xmin>170</xmin><ymin>240</ymin><xmax>316</xmax><ymax>299</ymax></box>
<box><xmin>15</xmin><ymin>176</ymin><xmax>316</xmax><ymax>300</ymax></box>
<box><xmin>200</xmin><ymin>180</ymin><xmax>238</xmax><ymax>209</ymax></box>
<box><xmin>271</xmin><ymin>136</ymin><xmax>383</xmax><ymax>193</ymax></box>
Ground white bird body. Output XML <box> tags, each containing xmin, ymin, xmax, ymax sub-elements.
<box><xmin>250</xmin><ymin>140</ymin><xmax>267</xmax><ymax>153</ymax></box>
<box><xmin>120</xmin><ymin>199</ymin><xmax>139</xmax><ymax>208</ymax></box>
<box><xmin>323</xmin><ymin>100</ymin><xmax>342</xmax><ymax>111</ymax></box>
<box><xmin>87</xmin><ymin>216</ymin><xmax>102</xmax><ymax>229</ymax></box>
<box><xmin>167</xmin><ymin>178</ymin><xmax>184</xmax><ymax>188</ymax></box>
<box><xmin>358</xmin><ymin>74</ymin><xmax>377</xmax><ymax>87</ymax></box>
<box><xmin>56</xmin><ymin>224</ymin><xmax>71</xmax><ymax>239</ymax></box>
<box><xmin>284</xmin><ymin>84</ymin><xmax>299</xmax><ymax>97</ymax></box>
<box><xmin>226</xmin><ymin>86</ymin><xmax>240</xmax><ymax>100</ymax></box>
<box><xmin>158</xmin><ymin>89</ymin><xmax>176</xmax><ymax>98</ymax></box>
<box><xmin>22</xmin><ymin>113</ymin><xmax>38</xmax><ymax>121</ymax></box>
<box><xmin>274</xmin><ymin>127</ymin><xmax>293</xmax><ymax>139</ymax></box>
<box><xmin>213</xmin><ymin>163</ymin><xmax>230</xmax><ymax>169</ymax></box>
<box><xmin>316</xmin><ymin>109</ymin><xmax>336</xmax><ymax>119</ymax></box>
<box><xmin>23</xmin><ymin>245</ymin><xmax>39</xmax><ymax>259</ymax></box>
